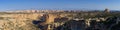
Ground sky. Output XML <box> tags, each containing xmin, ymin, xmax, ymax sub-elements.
<box><xmin>0</xmin><ymin>0</ymin><xmax>120</xmax><ymax>11</ymax></box>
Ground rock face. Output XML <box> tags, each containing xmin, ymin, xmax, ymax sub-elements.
<box><xmin>45</xmin><ymin>14</ymin><xmax>58</xmax><ymax>24</ymax></box>
<box><xmin>0</xmin><ymin>13</ymin><xmax>67</xmax><ymax>30</ymax></box>
<box><xmin>32</xmin><ymin>13</ymin><xmax>69</xmax><ymax>30</ymax></box>
<box><xmin>0</xmin><ymin>19</ymin><xmax>40</xmax><ymax>30</ymax></box>
<box><xmin>0</xmin><ymin>13</ymin><xmax>44</xmax><ymax>30</ymax></box>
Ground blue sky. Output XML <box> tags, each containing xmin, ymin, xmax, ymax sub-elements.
<box><xmin>0</xmin><ymin>0</ymin><xmax>120</xmax><ymax>11</ymax></box>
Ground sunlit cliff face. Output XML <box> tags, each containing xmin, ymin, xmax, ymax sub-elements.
<box><xmin>45</xmin><ymin>14</ymin><xmax>58</xmax><ymax>24</ymax></box>
<box><xmin>39</xmin><ymin>14</ymin><xmax>63</xmax><ymax>25</ymax></box>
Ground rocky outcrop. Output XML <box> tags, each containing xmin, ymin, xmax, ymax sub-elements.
<box><xmin>0</xmin><ymin>18</ymin><xmax>40</xmax><ymax>30</ymax></box>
